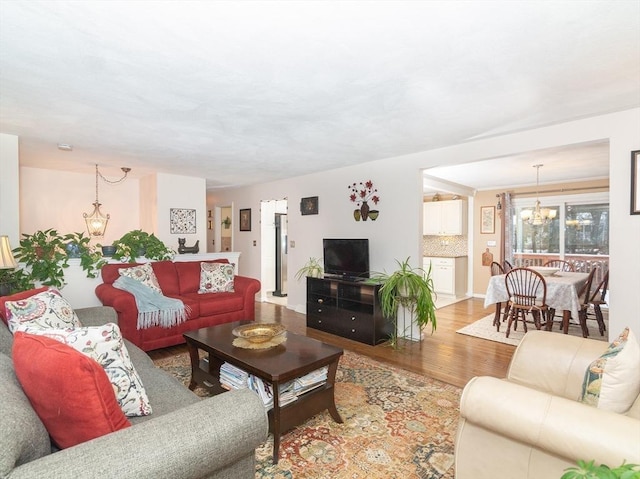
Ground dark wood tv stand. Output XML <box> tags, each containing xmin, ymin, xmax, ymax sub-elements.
<box><xmin>306</xmin><ymin>277</ymin><xmax>394</xmax><ymax>345</ymax></box>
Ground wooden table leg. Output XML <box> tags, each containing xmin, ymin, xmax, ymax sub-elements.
<box><xmin>562</xmin><ymin>310</ymin><xmax>571</xmax><ymax>334</ymax></box>
<box><xmin>185</xmin><ymin>339</ymin><xmax>200</xmax><ymax>391</ymax></box>
<box><xmin>493</xmin><ymin>302</ymin><xmax>502</xmax><ymax>329</ymax></box>
<box><xmin>272</xmin><ymin>381</ymin><xmax>281</xmax><ymax>464</ymax></box>
<box><xmin>326</xmin><ymin>358</ymin><xmax>343</xmax><ymax>424</ymax></box>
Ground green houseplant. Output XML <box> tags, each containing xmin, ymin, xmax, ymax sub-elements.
<box><xmin>295</xmin><ymin>257</ymin><xmax>324</xmax><ymax>280</ymax></box>
<box><xmin>12</xmin><ymin>229</ymin><xmax>106</xmax><ymax>288</ymax></box>
<box><xmin>112</xmin><ymin>230</ymin><xmax>174</xmax><ymax>263</ymax></box>
<box><xmin>371</xmin><ymin>257</ymin><xmax>437</xmax><ymax>349</ymax></box>
<box><xmin>562</xmin><ymin>460</ymin><xmax>640</xmax><ymax>479</ymax></box>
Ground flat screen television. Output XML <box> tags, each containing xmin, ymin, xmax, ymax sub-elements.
<box><xmin>322</xmin><ymin>238</ymin><xmax>370</xmax><ymax>281</ymax></box>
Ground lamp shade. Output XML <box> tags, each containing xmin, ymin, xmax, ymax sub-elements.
<box><xmin>0</xmin><ymin>236</ymin><xmax>18</xmax><ymax>269</ymax></box>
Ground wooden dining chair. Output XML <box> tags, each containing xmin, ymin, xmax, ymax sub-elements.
<box><xmin>490</xmin><ymin>262</ymin><xmax>504</xmax><ymax>276</ymax></box>
<box><xmin>503</xmin><ymin>260</ymin><xmax>513</xmax><ymax>273</ymax></box>
<box><xmin>543</xmin><ymin>259</ymin><xmax>575</xmax><ymax>272</ymax></box>
<box><xmin>504</xmin><ymin>268</ymin><xmax>550</xmax><ymax>338</ymax></box>
<box><xmin>587</xmin><ymin>269</ymin><xmax>608</xmax><ymax>336</ymax></box>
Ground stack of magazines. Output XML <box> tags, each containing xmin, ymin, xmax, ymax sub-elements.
<box><xmin>219</xmin><ymin>362</ymin><xmax>329</xmax><ymax>410</ymax></box>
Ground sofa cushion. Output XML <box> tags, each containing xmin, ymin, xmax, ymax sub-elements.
<box><xmin>151</xmin><ymin>260</ymin><xmax>181</xmax><ymax>295</ymax></box>
<box><xmin>198</xmin><ymin>262</ymin><xmax>235</xmax><ymax>293</ymax></box>
<box><xmin>175</xmin><ymin>259</ymin><xmax>229</xmax><ymax>294</ymax></box>
<box><xmin>12</xmin><ymin>332</ymin><xmax>131</xmax><ymax>449</ymax></box>
<box><xmin>24</xmin><ymin>323</ymin><xmax>152</xmax><ymax>417</ymax></box>
<box><xmin>184</xmin><ymin>292</ymin><xmax>244</xmax><ymax>316</ymax></box>
<box><xmin>0</xmin><ymin>353</ymin><xmax>50</xmax><ymax>477</ymax></box>
<box><xmin>580</xmin><ymin>327</ymin><xmax>640</xmax><ymax>413</ymax></box>
<box><xmin>119</xmin><ymin>263</ymin><xmax>162</xmax><ymax>294</ymax></box>
<box><xmin>0</xmin><ymin>286</ymin><xmax>48</xmax><ymax>325</ymax></box>
<box><xmin>4</xmin><ymin>288</ymin><xmax>81</xmax><ymax>333</ymax></box>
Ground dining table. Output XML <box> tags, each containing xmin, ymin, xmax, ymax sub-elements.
<box><xmin>484</xmin><ymin>271</ymin><xmax>589</xmax><ymax>334</ymax></box>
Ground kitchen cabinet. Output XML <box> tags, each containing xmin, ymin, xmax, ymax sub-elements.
<box><xmin>423</xmin><ymin>199</ymin><xmax>467</xmax><ymax>235</ymax></box>
<box><xmin>424</xmin><ymin>256</ymin><xmax>468</xmax><ymax>297</ymax></box>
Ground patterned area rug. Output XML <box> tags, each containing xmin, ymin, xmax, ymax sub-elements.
<box><xmin>153</xmin><ymin>350</ymin><xmax>460</xmax><ymax>479</ymax></box>
<box><xmin>457</xmin><ymin>313</ymin><xmax>609</xmax><ymax>346</ymax></box>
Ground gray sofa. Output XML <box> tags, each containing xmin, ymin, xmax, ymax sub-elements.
<box><xmin>0</xmin><ymin>306</ymin><xmax>269</xmax><ymax>479</ymax></box>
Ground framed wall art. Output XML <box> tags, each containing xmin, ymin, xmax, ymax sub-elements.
<box><xmin>632</xmin><ymin>150</ymin><xmax>639</xmax><ymax>215</ymax></box>
<box><xmin>239</xmin><ymin>208</ymin><xmax>251</xmax><ymax>231</ymax></box>
<box><xmin>170</xmin><ymin>208</ymin><xmax>196</xmax><ymax>234</ymax></box>
<box><xmin>300</xmin><ymin>196</ymin><xmax>319</xmax><ymax>215</ymax></box>
<box><xmin>480</xmin><ymin>206</ymin><xmax>495</xmax><ymax>234</ymax></box>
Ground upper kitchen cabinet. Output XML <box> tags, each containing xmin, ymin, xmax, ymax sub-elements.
<box><xmin>423</xmin><ymin>199</ymin><xmax>467</xmax><ymax>235</ymax></box>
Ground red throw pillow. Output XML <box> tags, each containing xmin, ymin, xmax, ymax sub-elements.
<box><xmin>12</xmin><ymin>332</ymin><xmax>131</xmax><ymax>449</ymax></box>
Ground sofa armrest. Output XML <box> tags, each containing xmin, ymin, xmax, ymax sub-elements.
<box><xmin>75</xmin><ymin>306</ymin><xmax>118</xmax><ymax>327</ymax></box>
<box><xmin>233</xmin><ymin>276</ymin><xmax>261</xmax><ymax>321</ymax></box>
<box><xmin>507</xmin><ymin>330</ymin><xmax>609</xmax><ymax>399</ymax></box>
<box><xmin>95</xmin><ymin>284</ymin><xmax>142</xmax><ymax>348</ymax></box>
<box><xmin>9</xmin><ymin>389</ymin><xmax>268</xmax><ymax>479</ymax></box>
<box><xmin>459</xmin><ymin>376</ymin><xmax>640</xmax><ymax>468</ymax></box>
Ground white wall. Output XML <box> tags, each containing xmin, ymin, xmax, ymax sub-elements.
<box><xmin>210</xmin><ymin>158</ymin><xmax>423</xmax><ymax>314</ymax></box>
<box><xmin>210</xmin><ymin>109</ymin><xmax>640</xmax><ymax>341</ymax></box>
<box><xmin>155</xmin><ymin>173</ymin><xmax>207</xmax><ymax>253</ymax></box>
<box><xmin>0</xmin><ymin>133</ymin><xmax>20</xmax><ymax>245</ymax></box>
<box><xmin>19</xmin><ymin>167</ymin><xmax>140</xmax><ymax>245</ymax></box>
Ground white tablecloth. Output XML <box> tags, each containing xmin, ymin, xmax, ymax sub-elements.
<box><xmin>484</xmin><ymin>272</ymin><xmax>589</xmax><ymax>319</ymax></box>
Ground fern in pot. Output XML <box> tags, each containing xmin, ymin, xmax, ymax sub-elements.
<box><xmin>372</xmin><ymin>257</ymin><xmax>437</xmax><ymax>349</ymax></box>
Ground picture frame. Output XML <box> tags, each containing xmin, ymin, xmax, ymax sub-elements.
<box><xmin>632</xmin><ymin>150</ymin><xmax>640</xmax><ymax>215</ymax></box>
<box><xmin>239</xmin><ymin>208</ymin><xmax>251</xmax><ymax>231</ymax></box>
<box><xmin>170</xmin><ymin>208</ymin><xmax>196</xmax><ymax>234</ymax></box>
<box><xmin>300</xmin><ymin>196</ymin><xmax>319</xmax><ymax>215</ymax></box>
<box><xmin>480</xmin><ymin>206</ymin><xmax>495</xmax><ymax>234</ymax></box>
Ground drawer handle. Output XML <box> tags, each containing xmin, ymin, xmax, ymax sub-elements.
<box><xmin>351</xmin><ymin>317</ymin><xmax>356</xmax><ymax>321</ymax></box>
<box><xmin>317</xmin><ymin>299</ymin><xmax>324</xmax><ymax>304</ymax></box>
<box><xmin>351</xmin><ymin>329</ymin><xmax>356</xmax><ymax>333</ymax></box>
<box><xmin>318</xmin><ymin>320</ymin><xmax>322</xmax><ymax>324</ymax></box>
<box><xmin>317</xmin><ymin>309</ymin><xmax>322</xmax><ymax>313</ymax></box>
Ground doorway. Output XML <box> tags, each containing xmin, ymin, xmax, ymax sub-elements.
<box><xmin>260</xmin><ymin>199</ymin><xmax>288</xmax><ymax>305</ymax></box>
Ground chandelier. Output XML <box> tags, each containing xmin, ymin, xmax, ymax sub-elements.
<box><xmin>520</xmin><ymin>164</ymin><xmax>557</xmax><ymax>226</ymax></box>
<box><xmin>83</xmin><ymin>164</ymin><xmax>130</xmax><ymax>237</ymax></box>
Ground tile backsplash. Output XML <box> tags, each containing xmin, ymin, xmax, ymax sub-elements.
<box><xmin>423</xmin><ymin>235</ymin><xmax>468</xmax><ymax>257</ymax></box>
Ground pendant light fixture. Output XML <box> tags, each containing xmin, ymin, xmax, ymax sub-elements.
<box><xmin>83</xmin><ymin>164</ymin><xmax>131</xmax><ymax>237</ymax></box>
<box><xmin>520</xmin><ymin>164</ymin><xmax>557</xmax><ymax>226</ymax></box>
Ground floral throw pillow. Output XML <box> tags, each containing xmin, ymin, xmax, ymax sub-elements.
<box><xmin>4</xmin><ymin>288</ymin><xmax>81</xmax><ymax>334</ymax></box>
<box><xmin>25</xmin><ymin>323</ymin><xmax>152</xmax><ymax>417</ymax></box>
<box><xmin>118</xmin><ymin>263</ymin><xmax>162</xmax><ymax>294</ymax></box>
<box><xmin>198</xmin><ymin>262</ymin><xmax>235</xmax><ymax>293</ymax></box>
<box><xmin>580</xmin><ymin>327</ymin><xmax>640</xmax><ymax>413</ymax></box>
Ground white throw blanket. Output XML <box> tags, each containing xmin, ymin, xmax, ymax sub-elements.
<box><xmin>113</xmin><ymin>275</ymin><xmax>189</xmax><ymax>330</ymax></box>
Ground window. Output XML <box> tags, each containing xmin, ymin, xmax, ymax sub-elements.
<box><xmin>513</xmin><ymin>193</ymin><xmax>609</xmax><ymax>258</ymax></box>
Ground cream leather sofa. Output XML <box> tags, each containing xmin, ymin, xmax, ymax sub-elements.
<box><xmin>455</xmin><ymin>330</ymin><xmax>640</xmax><ymax>479</ymax></box>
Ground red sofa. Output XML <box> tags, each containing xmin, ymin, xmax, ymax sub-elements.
<box><xmin>95</xmin><ymin>260</ymin><xmax>261</xmax><ymax>351</ymax></box>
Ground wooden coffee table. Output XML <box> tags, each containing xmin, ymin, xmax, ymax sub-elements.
<box><xmin>183</xmin><ymin>322</ymin><xmax>344</xmax><ymax>463</ymax></box>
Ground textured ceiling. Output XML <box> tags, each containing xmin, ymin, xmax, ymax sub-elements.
<box><xmin>1</xmin><ymin>1</ymin><xmax>639</xmax><ymax>189</ymax></box>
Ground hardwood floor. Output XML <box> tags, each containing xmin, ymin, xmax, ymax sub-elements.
<box><xmin>148</xmin><ymin>297</ymin><xmax>515</xmax><ymax>389</ymax></box>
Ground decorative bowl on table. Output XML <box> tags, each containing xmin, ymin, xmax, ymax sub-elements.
<box><xmin>232</xmin><ymin>323</ymin><xmax>286</xmax><ymax>344</ymax></box>
<box><xmin>529</xmin><ymin>266</ymin><xmax>560</xmax><ymax>277</ymax></box>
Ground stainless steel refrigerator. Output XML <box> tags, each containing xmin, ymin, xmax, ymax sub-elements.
<box><xmin>273</xmin><ymin>213</ymin><xmax>287</xmax><ymax>297</ymax></box>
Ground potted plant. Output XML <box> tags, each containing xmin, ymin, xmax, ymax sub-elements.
<box><xmin>295</xmin><ymin>257</ymin><xmax>324</xmax><ymax>280</ymax></box>
<box><xmin>112</xmin><ymin>230</ymin><xmax>174</xmax><ymax>263</ymax></box>
<box><xmin>64</xmin><ymin>232</ymin><xmax>106</xmax><ymax>279</ymax></box>
<box><xmin>222</xmin><ymin>217</ymin><xmax>231</xmax><ymax>229</ymax></box>
<box><xmin>562</xmin><ymin>460</ymin><xmax>640</xmax><ymax>479</ymax></box>
<box><xmin>12</xmin><ymin>229</ymin><xmax>106</xmax><ymax>288</ymax></box>
<box><xmin>371</xmin><ymin>257</ymin><xmax>437</xmax><ymax>349</ymax></box>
